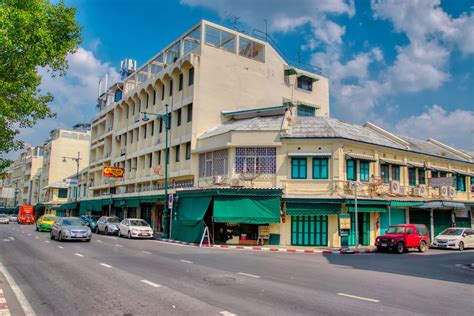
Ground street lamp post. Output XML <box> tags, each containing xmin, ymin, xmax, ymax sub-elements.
<box><xmin>350</xmin><ymin>181</ymin><xmax>360</xmax><ymax>248</ymax></box>
<box><xmin>63</xmin><ymin>152</ymin><xmax>81</xmax><ymax>215</ymax></box>
<box><xmin>141</xmin><ymin>105</ymin><xmax>171</xmax><ymax>238</ymax></box>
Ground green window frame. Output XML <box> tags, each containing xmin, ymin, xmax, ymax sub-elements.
<box><xmin>58</xmin><ymin>188</ymin><xmax>68</xmax><ymax>199</ymax></box>
<box><xmin>297</xmin><ymin>104</ymin><xmax>315</xmax><ymax>117</ymax></box>
<box><xmin>291</xmin><ymin>158</ymin><xmax>307</xmax><ymax>179</ymax></box>
<box><xmin>391</xmin><ymin>165</ymin><xmax>400</xmax><ymax>181</ymax></box>
<box><xmin>360</xmin><ymin>161</ymin><xmax>370</xmax><ymax>182</ymax></box>
<box><xmin>346</xmin><ymin>159</ymin><xmax>356</xmax><ymax>181</ymax></box>
<box><xmin>456</xmin><ymin>174</ymin><xmax>466</xmax><ymax>192</ymax></box>
<box><xmin>408</xmin><ymin>167</ymin><xmax>417</xmax><ymax>186</ymax></box>
<box><xmin>312</xmin><ymin>158</ymin><xmax>328</xmax><ymax>179</ymax></box>
<box><xmin>380</xmin><ymin>164</ymin><xmax>390</xmax><ymax>183</ymax></box>
<box><xmin>418</xmin><ymin>168</ymin><xmax>426</xmax><ymax>185</ymax></box>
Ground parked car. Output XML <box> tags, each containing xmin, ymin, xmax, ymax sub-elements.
<box><xmin>118</xmin><ymin>219</ymin><xmax>153</xmax><ymax>239</ymax></box>
<box><xmin>80</xmin><ymin>215</ymin><xmax>100</xmax><ymax>230</ymax></box>
<box><xmin>36</xmin><ymin>214</ymin><xmax>56</xmax><ymax>232</ymax></box>
<box><xmin>8</xmin><ymin>214</ymin><xmax>18</xmax><ymax>222</ymax></box>
<box><xmin>0</xmin><ymin>214</ymin><xmax>9</xmax><ymax>224</ymax></box>
<box><xmin>432</xmin><ymin>228</ymin><xmax>474</xmax><ymax>251</ymax></box>
<box><xmin>375</xmin><ymin>224</ymin><xmax>430</xmax><ymax>254</ymax></box>
<box><xmin>50</xmin><ymin>217</ymin><xmax>92</xmax><ymax>242</ymax></box>
<box><xmin>95</xmin><ymin>216</ymin><xmax>120</xmax><ymax>235</ymax></box>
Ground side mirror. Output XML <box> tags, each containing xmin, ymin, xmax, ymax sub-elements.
<box><xmin>462</xmin><ymin>233</ymin><xmax>467</xmax><ymax>237</ymax></box>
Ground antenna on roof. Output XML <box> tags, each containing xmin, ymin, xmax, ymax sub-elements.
<box><xmin>224</xmin><ymin>12</ymin><xmax>242</xmax><ymax>31</ymax></box>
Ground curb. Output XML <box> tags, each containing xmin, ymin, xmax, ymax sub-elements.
<box><xmin>158</xmin><ymin>239</ymin><xmax>376</xmax><ymax>255</ymax></box>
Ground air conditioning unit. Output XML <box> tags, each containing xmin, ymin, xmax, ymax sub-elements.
<box><xmin>448</xmin><ymin>186</ymin><xmax>456</xmax><ymax>197</ymax></box>
<box><xmin>120</xmin><ymin>148</ymin><xmax>126</xmax><ymax>156</ymax></box>
<box><xmin>439</xmin><ymin>186</ymin><xmax>449</xmax><ymax>197</ymax></box>
<box><xmin>229</xmin><ymin>177</ymin><xmax>244</xmax><ymax>187</ymax></box>
<box><xmin>413</xmin><ymin>187</ymin><xmax>421</xmax><ymax>196</ymax></box>
<box><xmin>399</xmin><ymin>186</ymin><xmax>408</xmax><ymax>195</ymax></box>
<box><xmin>418</xmin><ymin>184</ymin><xmax>427</xmax><ymax>196</ymax></box>
<box><xmin>116</xmin><ymin>186</ymin><xmax>126</xmax><ymax>194</ymax></box>
<box><xmin>390</xmin><ymin>180</ymin><xmax>400</xmax><ymax>194</ymax></box>
<box><xmin>213</xmin><ymin>176</ymin><xmax>223</xmax><ymax>185</ymax></box>
<box><xmin>115</xmin><ymin>135</ymin><xmax>121</xmax><ymax>141</ymax></box>
<box><xmin>156</xmin><ymin>138</ymin><xmax>161</xmax><ymax>145</ymax></box>
<box><xmin>134</xmin><ymin>114</ymin><xmax>141</xmax><ymax>123</ymax></box>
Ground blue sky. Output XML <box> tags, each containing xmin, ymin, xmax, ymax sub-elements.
<box><xmin>15</xmin><ymin>0</ymin><xmax>474</xmax><ymax>157</ymax></box>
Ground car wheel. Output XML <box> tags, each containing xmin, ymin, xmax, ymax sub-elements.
<box><xmin>395</xmin><ymin>242</ymin><xmax>405</xmax><ymax>254</ymax></box>
<box><xmin>105</xmin><ymin>227</ymin><xmax>108</xmax><ymax>235</ymax></box>
<box><xmin>376</xmin><ymin>246</ymin><xmax>384</xmax><ymax>252</ymax></box>
<box><xmin>85</xmin><ymin>239</ymin><xmax>91</xmax><ymax>242</ymax></box>
<box><xmin>128</xmin><ymin>231</ymin><xmax>132</xmax><ymax>239</ymax></box>
<box><xmin>95</xmin><ymin>226</ymin><xmax>99</xmax><ymax>234</ymax></box>
<box><xmin>418</xmin><ymin>241</ymin><xmax>427</xmax><ymax>253</ymax></box>
<box><xmin>59</xmin><ymin>232</ymin><xmax>63</xmax><ymax>242</ymax></box>
<box><xmin>36</xmin><ymin>225</ymin><xmax>39</xmax><ymax>232</ymax></box>
<box><xmin>50</xmin><ymin>231</ymin><xmax>55</xmax><ymax>240</ymax></box>
<box><xmin>458</xmin><ymin>241</ymin><xmax>464</xmax><ymax>251</ymax></box>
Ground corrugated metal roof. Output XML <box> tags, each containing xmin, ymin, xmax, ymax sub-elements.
<box><xmin>199</xmin><ymin>116</ymin><xmax>284</xmax><ymax>139</ymax></box>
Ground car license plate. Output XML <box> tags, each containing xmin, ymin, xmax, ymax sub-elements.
<box><xmin>381</xmin><ymin>243</ymin><xmax>387</xmax><ymax>247</ymax></box>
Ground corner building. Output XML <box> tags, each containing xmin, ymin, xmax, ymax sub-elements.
<box><xmin>87</xmin><ymin>20</ymin><xmax>473</xmax><ymax>246</ymax></box>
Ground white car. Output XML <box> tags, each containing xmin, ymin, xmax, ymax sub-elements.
<box><xmin>432</xmin><ymin>228</ymin><xmax>474</xmax><ymax>251</ymax></box>
<box><xmin>0</xmin><ymin>214</ymin><xmax>9</xmax><ymax>224</ymax></box>
<box><xmin>118</xmin><ymin>218</ymin><xmax>153</xmax><ymax>239</ymax></box>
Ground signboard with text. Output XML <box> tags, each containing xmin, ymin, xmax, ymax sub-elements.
<box><xmin>429</xmin><ymin>177</ymin><xmax>453</xmax><ymax>188</ymax></box>
<box><xmin>103</xmin><ymin>166</ymin><xmax>125</xmax><ymax>178</ymax></box>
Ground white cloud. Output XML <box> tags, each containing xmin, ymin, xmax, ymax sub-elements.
<box><xmin>393</xmin><ymin>105</ymin><xmax>474</xmax><ymax>150</ymax></box>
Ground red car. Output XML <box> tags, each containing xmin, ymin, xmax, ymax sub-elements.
<box><xmin>376</xmin><ymin>224</ymin><xmax>430</xmax><ymax>254</ymax></box>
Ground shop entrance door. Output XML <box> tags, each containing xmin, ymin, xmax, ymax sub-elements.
<box><xmin>291</xmin><ymin>215</ymin><xmax>328</xmax><ymax>246</ymax></box>
<box><xmin>434</xmin><ymin>210</ymin><xmax>452</xmax><ymax>237</ymax></box>
<box><xmin>409</xmin><ymin>208</ymin><xmax>431</xmax><ymax>236</ymax></box>
<box><xmin>349</xmin><ymin>212</ymin><xmax>370</xmax><ymax>246</ymax></box>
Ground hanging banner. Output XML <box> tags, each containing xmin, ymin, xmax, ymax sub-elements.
<box><xmin>103</xmin><ymin>166</ymin><xmax>124</xmax><ymax>178</ymax></box>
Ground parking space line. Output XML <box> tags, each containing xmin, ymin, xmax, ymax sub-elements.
<box><xmin>140</xmin><ymin>280</ymin><xmax>161</xmax><ymax>288</ymax></box>
<box><xmin>337</xmin><ymin>293</ymin><xmax>380</xmax><ymax>303</ymax></box>
<box><xmin>180</xmin><ymin>260</ymin><xmax>193</xmax><ymax>264</ymax></box>
<box><xmin>74</xmin><ymin>253</ymin><xmax>84</xmax><ymax>257</ymax></box>
<box><xmin>237</xmin><ymin>272</ymin><xmax>261</xmax><ymax>279</ymax></box>
<box><xmin>100</xmin><ymin>263</ymin><xmax>112</xmax><ymax>268</ymax></box>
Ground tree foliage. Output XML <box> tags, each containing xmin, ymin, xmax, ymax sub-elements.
<box><xmin>0</xmin><ymin>0</ymin><xmax>81</xmax><ymax>172</ymax></box>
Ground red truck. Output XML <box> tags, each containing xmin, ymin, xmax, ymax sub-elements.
<box><xmin>375</xmin><ymin>224</ymin><xmax>430</xmax><ymax>254</ymax></box>
<box><xmin>18</xmin><ymin>205</ymin><xmax>35</xmax><ymax>225</ymax></box>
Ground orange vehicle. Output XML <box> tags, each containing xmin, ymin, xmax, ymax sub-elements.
<box><xmin>18</xmin><ymin>205</ymin><xmax>35</xmax><ymax>225</ymax></box>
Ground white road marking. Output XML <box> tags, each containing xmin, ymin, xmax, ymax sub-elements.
<box><xmin>141</xmin><ymin>251</ymin><xmax>152</xmax><ymax>254</ymax></box>
<box><xmin>337</xmin><ymin>293</ymin><xmax>380</xmax><ymax>303</ymax></box>
<box><xmin>237</xmin><ymin>272</ymin><xmax>261</xmax><ymax>279</ymax></box>
<box><xmin>74</xmin><ymin>253</ymin><xmax>84</xmax><ymax>257</ymax></box>
<box><xmin>95</xmin><ymin>240</ymin><xmax>103</xmax><ymax>243</ymax></box>
<box><xmin>105</xmin><ymin>236</ymin><xmax>117</xmax><ymax>240</ymax></box>
<box><xmin>115</xmin><ymin>244</ymin><xmax>123</xmax><ymax>247</ymax></box>
<box><xmin>8</xmin><ymin>237</ymin><xmax>14</xmax><ymax>240</ymax></box>
<box><xmin>27</xmin><ymin>234</ymin><xmax>31</xmax><ymax>236</ymax></box>
<box><xmin>57</xmin><ymin>246</ymin><xmax>64</xmax><ymax>249</ymax></box>
<box><xmin>220</xmin><ymin>311</ymin><xmax>237</xmax><ymax>316</ymax></box>
<box><xmin>153</xmin><ymin>240</ymin><xmax>190</xmax><ymax>247</ymax></box>
<box><xmin>35</xmin><ymin>237</ymin><xmax>39</xmax><ymax>239</ymax></box>
<box><xmin>100</xmin><ymin>263</ymin><xmax>112</xmax><ymax>268</ymax></box>
<box><xmin>0</xmin><ymin>262</ymin><xmax>36</xmax><ymax>315</ymax></box>
<box><xmin>140</xmin><ymin>280</ymin><xmax>161</xmax><ymax>288</ymax></box>
<box><xmin>45</xmin><ymin>241</ymin><xmax>50</xmax><ymax>243</ymax></box>
<box><xmin>3</xmin><ymin>239</ymin><xmax>10</xmax><ymax>242</ymax></box>
<box><xmin>180</xmin><ymin>259</ymin><xmax>193</xmax><ymax>264</ymax></box>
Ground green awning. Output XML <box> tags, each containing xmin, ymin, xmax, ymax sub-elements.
<box><xmin>286</xmin><ymin>203</ymin><xmax>340</xmax><ymax>216</ymax></box>
<box><xmin>297</xmin><ymin>73</ymin><xmax>319</xmax><ymax>82</ymax></box>
<box><xmin>296</xmin><ymin>100</ymin><xmax>321</xmax><ymax>109</ymax></box>
<box><xmin>175</xmin><ymin>197</ymin><xmax>212</xmax><ymax>224</ymax></box>
<box><xmin>390</xmin><ymin>201</ymin><xmax>424</xmax><ymax>207</ymax></box>
<box><xmin>284</xmin><ymin>66</ymin><xmax>297</xmax><ymax>76</ymax></box>
<box><xmin>59</xmin><ymin>202</ymin><xmax>77</xmax><ymax>210</ymax></box>
<box><xmin>113</xmin><ymin>197</ymin><xmax>140</xmax><ymax>208</ymax></box>
<box><xmin>346</xmin><ymin>199</ymin><xmax>390</xmax><ymax>205</ymax></box>
<box><xmin>139</xmin><ymin>195</ymin><xmax>165</xmax><ymax>203</ymax></box>
<box><xmin>213</xmin><ymin>196</ymin><xmax>280</xmax><ymax>224</ymax></box>
<box><xmin>347</xmin><ymin>205</ymin><xmax>387</xmax><ymax>213</ymax></box>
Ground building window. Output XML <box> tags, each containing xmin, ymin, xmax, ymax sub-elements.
<box><xmin>130</xmin><ymin>130</ymin><xmax>133</xmax><ymax>144</ymax></box>
<box><xmin>359</xmin><ymin>161</ymin><xmax>370</xmax><ymax>182</ymax></box>
<box><xmin>136</xmin><ymin>128</ymin><xmax>139</xmax><ymax>141</ymax></box>
<box><xmin>175</xmin><ymin>145</ymin><xmax>180</xmax><ymax>162</ymax></box>
<box><xmin>179</xmin><ymin>73</ymin><xmax>183</xmax><ymax>91</ymax></box>
<box><xmin>169</xmin><ymin>79</ymin><xmax>173</xmax><ymax>96</ymax></box>
<box><xmin>58</xmin><ymin>188</ymin><xmax>68</xmax><ymax>199</ymax></box>
<box><xmin>199</xmin><ymin>149</ymin><xmax>228</xmax><ymax>177</ymax></box>
<box><xmin>297</xmin><ymin>76</ymin><xmax>313</xmax><ymax>92</ymax></box>
<box><xmin>151</xmin><ymin>121</ymin><xmax>154</xmax><ymax>136</ymax></box>
<box><xmin>185</xmin><ymin>142</ymin><xmax>191</xmax><ymax>160</ymax></box>
<box><xmin>312</xmin><ymin>158</ymin><xmax>328</xmax><ymax>179</ymax></box>
<box><xmin>297</xmin><ymin>105</ymin><xmax>315</xmax><ymax>117</ymax></box>
<box><xmin>418</xmin><ymin>169</ymin><xmax>426</xmax><ymax>185</ymax></box>
<box><xmin>157</xmin><ymin>151</ymin><xmax>161</xmax><ymax>165</ymax></box>
<box><xmin>205</xmin><ymin>25</ymin><xmax>236</xmax><ymax>53</ymax></box>
<box><xmin>470</xmin><ymin>176</ymin><xmax>474</xmax><ymax>193</ymax></box>
<box><xmin>149</xmin><ymin>154</ymin><xmax>153</xmax><ymax>168</ymax></box>
<box><xmin>346</xmin><ymin>159</ymin><xmax>356</xmax><ymax>181</ymax></box>
<box><xmin>114</xmin><ymin>90</ymin><xmax>122</xmax><ymax>102</ymax></box>
<box><xmin>381</xmin><ymin>164</ymin><xmax>390</xmax><ymax>183</ymax></box>
<box><xmin>239</xmin><ymin>37</ymin><xmax>265</xmax><ymax>62</ymax></box>
<box><xmin>187</xmin><ymin>103</ymin><xmax>193</xmax><ymax>122</ymax></box>
<box><xmin>455</xmin><ymin>174</ymin><xmax>466</xmax><ymax>192</ymax></box>
<box><xmin>235</xmin><ymin>148</ymin><xmax>277</xmax><ymax>175</ymax></box>
<box><xmin>153</xmin><ymin>89</ymin><xmax>156</xmax><ymax>105</ymax></box>
<box><xmin>408</xmin><ymin>167</ymin><xmax>417</xmax><ymax>186</ymax></box>
<box><xmin>83</xmin><ymin>185</ymin><xmax>87</xmax><ymax>197</ymax></box>
<box><xmin>391</xmin><ymin>165</ymin><xmax>400</xmax><ymax>181</ymax></box>
<box><xmin>146</xmin><ymin>94</ymin><xmax>149</xmax><ymax>109</ymax></box>
<box><xmin>161</xmin><ymin>85</ymin><xmax>165</xmax><ymax>100</ymax></box>
<box><xmin>143</xmin><ymin>124</ymin><xmax>147</xmax><ymax>139</ymax></box>
<box><xmin>159</xmin><ymin>118</ymin><xmax>163</xmax><ymax>133</ymax></box>
<box><xmin>189</xmin><ymin>68</ymin><xmax>194</xmax><ymax>86</ymax></box>
<box><xmin>291</xmin><ymin>157</ymin><xmax>307</xmax><ymax>179</ymax></box>
<box><xmin>177</xmin><ymin>109</ymin><xmax>181</xmax><ymax>126</ymax></box>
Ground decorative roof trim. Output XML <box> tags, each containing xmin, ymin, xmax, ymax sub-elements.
<box><xmin>288</xmin><ymin>152</ymin><xmax>332</xmax><ymax>157</ymax></box>
<box><xmin>345</xmin><ymin>153</ymin><xmax>377</xmax><ymax>161</ymax></box>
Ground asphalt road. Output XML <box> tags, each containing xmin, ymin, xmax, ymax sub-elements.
<box><xmin>0</xmin><ymin>223</ymin><xmax>473</xmax><ymax>316</ymax></box>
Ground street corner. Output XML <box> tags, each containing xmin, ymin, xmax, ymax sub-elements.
<box><xmin>0</xmin><ymin>269</ymin><xmax>25</xmax><ymax>316</ymax></box>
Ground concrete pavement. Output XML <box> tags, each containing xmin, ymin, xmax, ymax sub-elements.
<box><xmin>1</xmin><ymin>223</ymin><xmax>473</xmax><ymax>315</ymax></box>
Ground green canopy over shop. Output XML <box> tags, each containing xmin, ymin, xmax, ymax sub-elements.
<box><xmin>213</xmin><ymin>196</ymin><xmax>280</xmax><ymax>224</ymax></box>
<box><xmin>347</xmin><ymin>205</ymin><xmax>387</xmax><ymax>212</ymax></box>
<box><xmin>285</xmin><ymin>203</ymin><xmax>340</xmax><ymax>216</ymax></box>
<box><xmin>171</xmin><ymin>196</ymin><xmax>212</xmax><ymax>243</ymax></box>
<box><xmin>59</xmin><ymin>202</ymin><xmax>77</xmax><ymax>210</ymax></box>
<box><xmin>390</xmin><ymin>201</ymin><xmax>424</xmax><ymax>207</ymax></box>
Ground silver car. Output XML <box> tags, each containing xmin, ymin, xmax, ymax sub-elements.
<box><xmin>95</xmin><ymin>216</ymin><xmax>120</xmax><ymax>235</ymax></box>
<box><xmin>8</xmin><ymin>214</ymin><xmax>18</xmax><ymax>222</ymax></box>
<box><xmin>50</xmin><ymin>217</ymin><xmax>92</xmax><ymax>242</ymax></box>
<box><xmin>0</xmin><ymin>214</ymin><xmax>9</xmax><ymax>224</ymax></box>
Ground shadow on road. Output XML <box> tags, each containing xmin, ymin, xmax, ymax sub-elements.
<box><xmin>323</xmin><ymin>249</ymin><xmax>474</xmax><ymax>285</ymax></box>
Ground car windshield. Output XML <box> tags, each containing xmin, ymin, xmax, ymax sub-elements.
<box><xmin>440</xmin><ymin>228</ymin><xmax>463</xmax><ymax>236</ymax></box>
<box><xmin>107</xmin><ymin>217</ymin><xmax>120</xmax><ymax>223</ymax></box>
<box><xmin>129</xmin><ymin>220</ymin><xmax>148</xmax><ymax>227</ymax></box>
<box><xmin>91</xmin><ymin>216</ymin><xmax>100</xmax><ymax>221</ymax></box>
<box><xmin>386</xmin><ymin>226</ymin><xmax>405</xmax><ymax>234</ymax></box>
<box><xmin>43</xmin><ymin>216</ymin><xmax>55</xmax><ymax>221</ymax></box>
<box><xmin>62</xmin><ymin>219</ymin><xmax>83</xmax><ymax>226</ymax></box>
<box><xmin>0</xmin><ymin>214</ymin><xmax>7</xmax><ymax>218</ymax></box>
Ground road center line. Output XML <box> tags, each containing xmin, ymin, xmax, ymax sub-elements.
<box><xmin>141</xmin><ymin>251</ymin><xmax>152</xmax><ymax>254</ymax></box>
<box><xmin>180</xmin><ymin>259</ymin><xmax>193</xmax><ymax>264</ymax></box>
<box><xmin>100</xmin><ymin>263</ymin><xmax>112</xmax><ymax>268</ymax></box>
<box><xmin>140</xmin><ymin>280</ymin><xmax>161</xmax><ymax>288</ymax></box>
<box><xmin>337</xmin><ymin>293</ymin><xmax>380</xmax><ymax>303</ymax></box>
<box><xmin>74</xmin><ymin>253</ymin><xmax>84</xmax><ymax>257</ymax></box>
<box><xmin>237</xmin><ymin>272</ymin><xmax>261</xmax><ymax>279</ymax></box>
<box><xmin>57</xmin><ymin>246</ymin><xmax>64</xmax><ymax>249</ymax></box>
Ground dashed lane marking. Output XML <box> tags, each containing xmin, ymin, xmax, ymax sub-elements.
<box><xmin>100</xmin><ymin>263</ymin><xmax>112</xmax><ymax>268</ymax></box>
<box><xmin>141</xmin><ymin>251</ymin><xmax>152</xmax><ymax>254</ymax></box>
<box><xmin>95</xmin><ymin>240</ymin><xmax>103</xmax><ymax>243</ymax></box>
<box><xmin>34</xmin><ymin>237</ymin><xmax>39</xmax><ymax>239</ymax></box>
<box><xmin>220</xmin><ymin>312</ymin><xmax>237</xmax><ymax>316</ymax></box>
<box><xmin>45</xmin><ymin>241</ymin><xmax>50</xmax><ymax>243</ymax></box>
<box><xmin>74</xmin><ymin>253</ymin><xmax>84</xmax><ymax>257</ymax></box>
<box><xmin>180</xmin><ymin>260</ymin><xmax>193</xmax><ymax>264</ymax></box>
<box><xmin>115</xmin><ymin>244</ymin><xmax>123</xmax><ymax>248</ymax></box>
<box><xmin>337</xmin><ymin>293</ymin><xmax>380</xmax><ymax>303</ymax></box>
<box><xmin>57</xmin><ymin>246</ymin><xmax>64</xmax><ymax>249</ymax></box>
<box><xmin>140</xmin><ymin>280</ymin><xmax>161</xmax><ymax>288</ymax></box>
<box><xmin>237</xmin><ymin>272</ymin><xmax>261</xmax><ymax>279</ymax></box>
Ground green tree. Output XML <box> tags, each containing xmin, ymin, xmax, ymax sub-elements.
<box><xmin>0</xmin><ymin>0</ymin><xmax>81</xmax><ymax>173</ymax></box>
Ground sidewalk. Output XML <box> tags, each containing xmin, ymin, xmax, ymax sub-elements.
<box><xmin>156</xmin><ymin>238</ymin><xmax>377</xmax><ymax>255</ymax></box>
